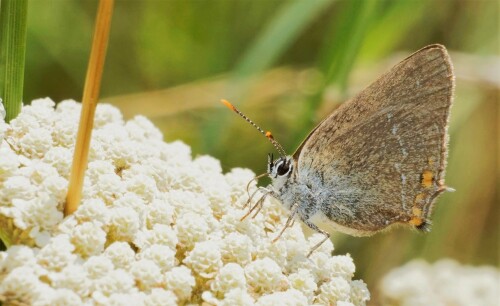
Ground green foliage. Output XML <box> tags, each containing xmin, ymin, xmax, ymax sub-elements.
<box><xmin>0</xmin><ymin>0</ymin><xmax>28</xmax><ymax>122</ymax></box>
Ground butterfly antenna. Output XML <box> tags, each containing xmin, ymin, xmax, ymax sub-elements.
<box><xmin>221</xmin><ymin>99</ymin><xmax>287</xmax><ymax>157</ymax></box>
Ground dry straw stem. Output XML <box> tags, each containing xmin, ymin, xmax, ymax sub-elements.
<box><xmin>65</xmin><ymin>0</ymin><xmax>114</xmax><ymax>216</ymax></box>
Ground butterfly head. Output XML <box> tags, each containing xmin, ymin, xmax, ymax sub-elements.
<box><xmin>268</xmin><ymin>153</ymin><xmax>293</xmax><ymax>179</ymax></box>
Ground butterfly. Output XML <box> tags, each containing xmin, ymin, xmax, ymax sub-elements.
<box><xmin>223</xmin><ymin>44</ymin><xmax>455</xmax><ymax>255</ymax></box>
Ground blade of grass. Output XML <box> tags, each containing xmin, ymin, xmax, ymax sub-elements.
<box><xmin>235</xmin><ymin>0</ymin><xmax>335</xmax><ymax>78</ymax></box>
<box><xmin>322</xmin><ymin>0</ymin><xmax>380</xmax><ymax>91</ymax></box>
<box><xmin>359</xmin><ymin>1</ymin><xmax>427</xmax><ymax>60</ymax></box>
<box><xmin>0</xmin><ymin>0</ymin><xmax>28</xmax><ymax>122</ymax></box>
<box><xmin>65</xmin><ymin>0</ymin><xmax>114</xmax><ymax>216</ymax></box>
<box><xmin>202</xmin><ymin>0</ymin><xmax>335</xmax><ymax>153</ymax></box>
<box><xmin>292</xmin><ymin>0</ymin><xmax>381</xmax><ymax>148</ymax></box>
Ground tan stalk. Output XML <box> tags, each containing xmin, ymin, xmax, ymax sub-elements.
<box><xmin>65</xmin><ymin>0</ymin><xmax>114</xmax><ymax>216</ymax></box>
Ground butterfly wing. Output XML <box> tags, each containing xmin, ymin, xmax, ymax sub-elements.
<box><xmin>295</xmin><ymin>45</ymin><xmax>454</xmax><ymax>234</ymax></box>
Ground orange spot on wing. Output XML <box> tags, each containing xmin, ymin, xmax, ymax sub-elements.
<box><xmin>409</xmin><ymin>216</ymin><xmax>424</xmax><ymax>226</ymax></box>
<box><xmin>412</xmin><ymin>207</ymin><xmax>422</xmax><ymax>217</ymax></box>
<box><xmin>409</xmin><ymin>196</ymin><xmax>425</xmax><ymax>226</ymax></box>
<box><xmin>414</xmin><ymin>194</ymin><xmax>425</xmax><ymax>202</ymax></box>
<box><xmin>220</xmin><ymin>99</ymin><xmax>236</xmax><ymax>111</ymax></box>
<box><xmin>421</xmin><ymin>170</ymin><xmax>433</xmax><ymax>188</ymax></box>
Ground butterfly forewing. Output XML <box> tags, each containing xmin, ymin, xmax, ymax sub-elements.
<box><xmin>295</xmin><ymin>45</ymin><xmax>454</xmax><ymax>233</ymax></box>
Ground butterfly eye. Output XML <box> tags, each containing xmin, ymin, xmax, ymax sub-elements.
<box><xmin>276</xmin><ymin>161</ymin><xmax>290</xmax><ymax>176</ymax></box>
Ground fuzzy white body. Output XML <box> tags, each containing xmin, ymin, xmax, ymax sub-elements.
<box><xmin>269</xmin><ymin>158</ymin><xmax>372</xmax><ymax>237</ymax></box>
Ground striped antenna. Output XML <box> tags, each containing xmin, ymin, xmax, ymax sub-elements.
<box><xmin>221</xmin><ymin>99</ymin><xmax>287</xmax><ymax>157</ymax></box>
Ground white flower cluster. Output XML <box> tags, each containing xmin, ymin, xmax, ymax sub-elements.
<box><xmin>380</xmin><ymin>259</ymin><xmax>500</xmax><ymax>306</ymax></box>
<box><xmin>0</xmin><ymin>98</ymin><xmax>370</xmax><ymax>305</ymax></box>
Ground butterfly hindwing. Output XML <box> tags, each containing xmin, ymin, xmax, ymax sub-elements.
<box><xmin>295</xmin><ymin>45</ymin><xmax>454</xmax><ymax>233</ymax></box>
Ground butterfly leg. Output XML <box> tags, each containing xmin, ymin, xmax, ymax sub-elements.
<box><xmin>243</xmin><ymin>187</ymin><xmax>266</xmax><ymax>209</ymax></box>
<box><xmin>272</xmin><ymin>203</ymin><xmax>299</xmax><ymax>243</ymax></box>
<box><xmin>251</xmin><ymin>192</ymin><xmax>269</xmax><ymax>218</ymax></box>
<box><xmin>303</xmin><ymin>220</ymin><xmax>330</xmax><ymax>258</ymax></box>
<box><xmin>245</xmin><ymin>172</ymin><xmax>268</xmax><ymax>198</ymax></box>
<box><xmin>241</xmin><ymin>189</ymin><xmax>275</xmax><ymax>221</ymax></box>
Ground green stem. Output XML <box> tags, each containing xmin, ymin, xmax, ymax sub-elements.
<box><xmin>0</xmin><ymin>0</ymin><xmax>28</xmax><ymax>123</ymax></box>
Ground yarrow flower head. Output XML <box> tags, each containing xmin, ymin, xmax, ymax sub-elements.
<box><xmin>380</xmin><ymin>259</ymin><xmax>499</xmax><ymax>306</ymax></box>
<box><xmin>0</xmin><ymin>98</ymin><xmax>370</xmax><ymax>305</ymax></box>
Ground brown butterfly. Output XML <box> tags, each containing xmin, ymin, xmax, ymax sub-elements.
<box><xmin>223</xmin><ymin>44</ymin><xmax>455</xmax><ymax>255</ymax></box>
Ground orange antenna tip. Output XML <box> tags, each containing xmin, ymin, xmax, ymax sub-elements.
<box><xmin>220</xmin><ymin>99</ymin><xmax>236</xmax><ymax>111</ymax></box>
<box><xmin>265</xmin><ymin>131</ymin><xmax>273</xmax><ymax>139</ymax></box>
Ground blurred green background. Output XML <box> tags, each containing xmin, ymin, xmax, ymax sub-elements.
<box><xmin>23</xmin><ymin>0</ymin><xmax>498</xmax><ymax>304</ymax></box>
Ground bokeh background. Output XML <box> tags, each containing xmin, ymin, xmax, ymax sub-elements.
<box><xmin>23</xmin><ymin>0</ymin><xmax>498</xmax><ymax>304</ymax></box>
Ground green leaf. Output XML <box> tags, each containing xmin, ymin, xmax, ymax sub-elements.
<box><xmin>235</xmin><ymin>0</ymin><xmax>335</xmax><ymax>79</ymax></box>
<box><xmin>0</xmin><ymin>0</ymin><xmax>28</xmax><ymax>122</ymax></box>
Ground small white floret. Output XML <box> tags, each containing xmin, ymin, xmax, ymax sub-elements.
<box><xmin>70</xmin><ymin>222</ymin><xmax>107</xmax><ymax>257</ymax></box>
<box><xmin>245</xmin><ymin>257</ymin><xmax>287</xmax><ymax>293</ymax></box>
<box><xmin>164</xmin><ymin>266</ymin><xmax>196</xmax><ymax>301</ymax></box>
<box><xmin>315</xmin><ymin>276</ymin><xmax>352</xmax><ymax>305</ymax></box>
<box><xmin>183</xmin><ymin>240</ymin><xmax>223</xmax><ymax>278</ymax></box>
<box><xmin>104</xmin><ymin>241</ymin><xmax>136</xmax><ymax>270</ymax></box>
<box><xmin>143</xmin><ymin>288</ymin><xmax>178</xmax><ymax>306</ymax></box>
